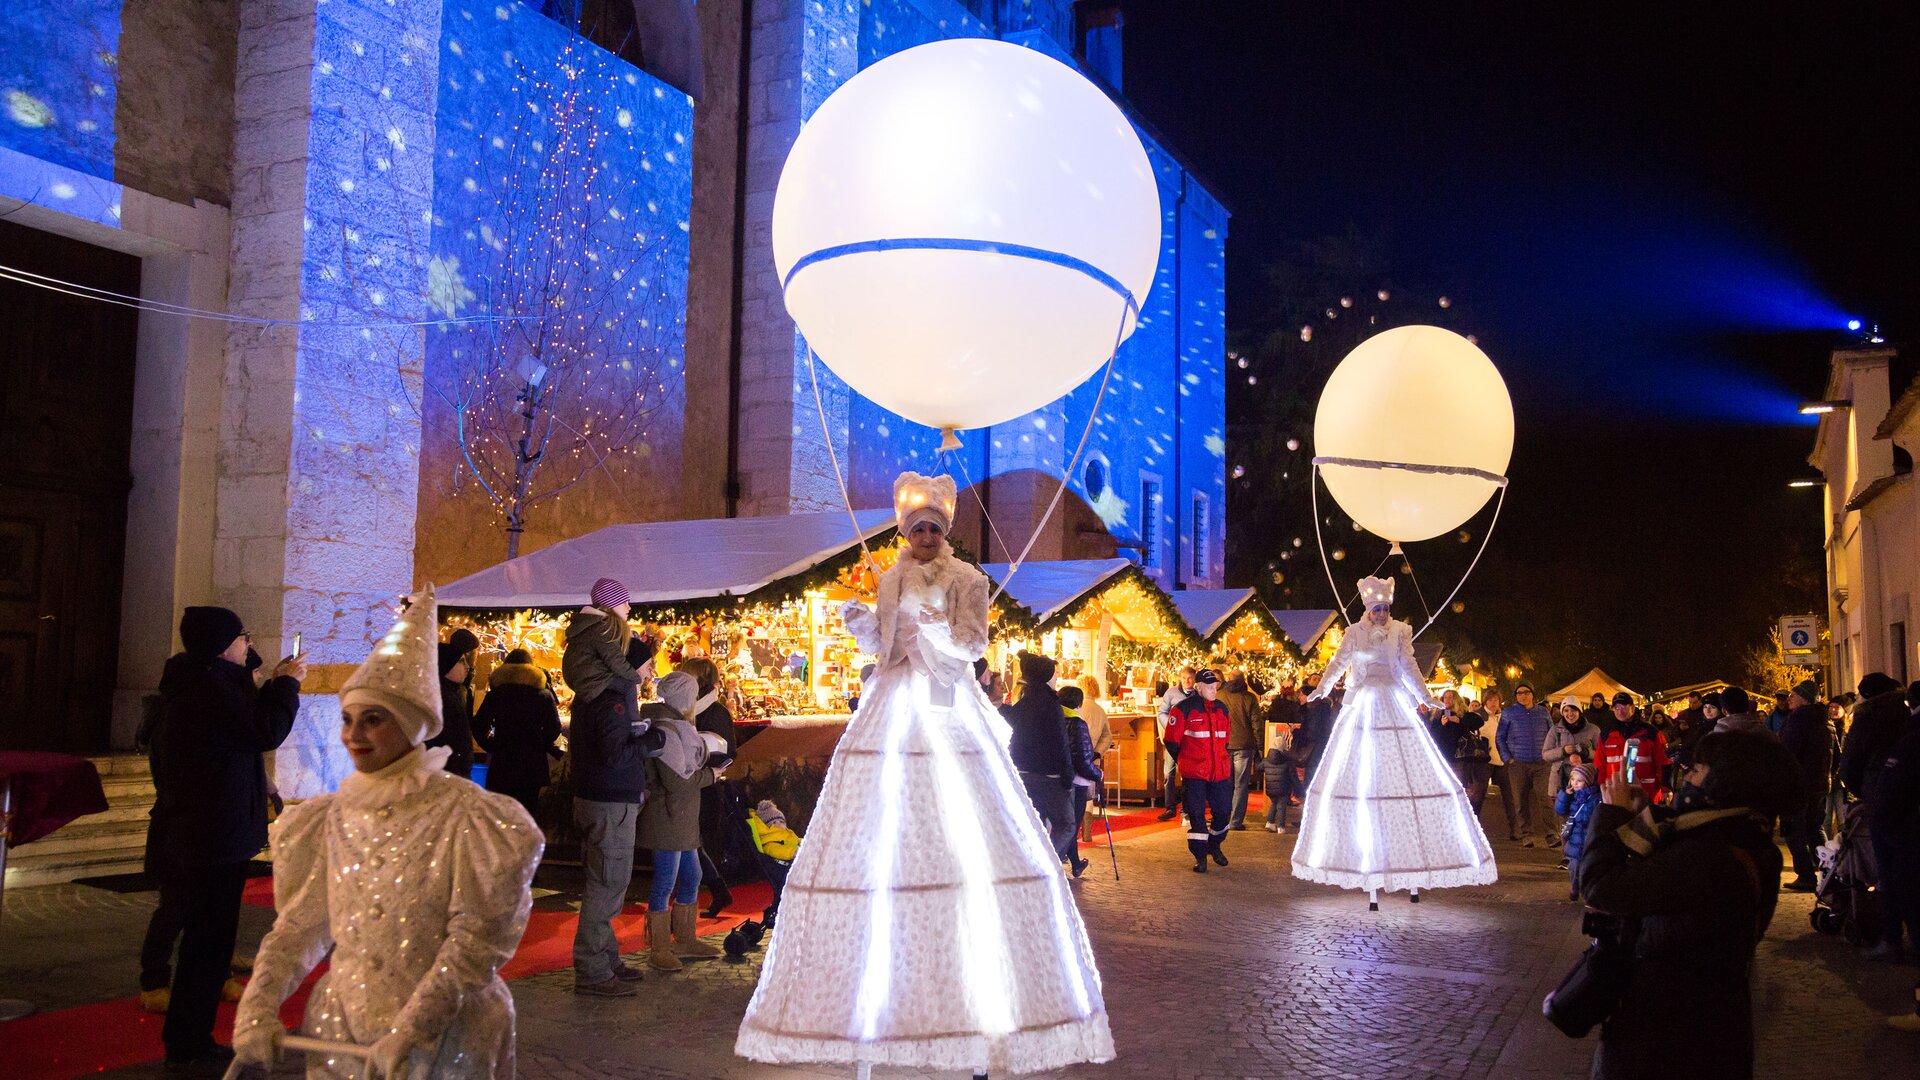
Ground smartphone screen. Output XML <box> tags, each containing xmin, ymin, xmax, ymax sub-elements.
<box><xmin>292</xmin><ymin>632</ymin><xmax>303</xmax><ymax>657</ymax></box>
<box><xmin>1623</xmin><ymin>737</ymin><xmax>1641</xmax><ymax>785</ymax></box>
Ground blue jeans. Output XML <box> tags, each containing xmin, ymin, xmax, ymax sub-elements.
<box><xmin>1229</xmin><ymin>749</ymin><xmax>1256</xmax><ymax>826</ymax></box>
<box><xmin>650</xmin><ymin>848</ymin><xmax>701</xmax><ymax>911</ymax></box>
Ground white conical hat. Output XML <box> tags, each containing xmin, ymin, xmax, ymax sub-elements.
<box><xmin>339</xmin><ymin>584</ymin><xmax>443</xmax><ymax>745</ymax></box>
<box><xmin>1357</xmin><ymin>576</ymin><xmax>1395</xmax><ymax>608</ymax></box>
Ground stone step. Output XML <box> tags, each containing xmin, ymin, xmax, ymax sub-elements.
<box><xmin>3</xmin><ymin>848</ymin><xmax>147</xmax><ymax>890</ymax></box>
<box><xmin>101</xmin><ymin>774</ymin><xmax>157</xmax><ymax>802</ymax></box>
<box><xmin>16</xmin><ymin>819</ymin><xmax>151</xmax><ymax>859</ymax></box>
<box><xmin>86</xmin><ymin>754</ymin><xmax>152</xmax><ymax>778</ymax></box>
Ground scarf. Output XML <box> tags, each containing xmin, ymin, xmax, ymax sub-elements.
<box><xmin>692</xmin><ymin>689</ymin><xmax>719</xmax><ymax>718</ymax></box>
<box><xmin>1613</xmin><ymin>804</ymin><xmax>1760</xmax><ymax>858</ymax></box>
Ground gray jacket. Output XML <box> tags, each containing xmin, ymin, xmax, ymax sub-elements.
<box><xmin>561</xmin><ymin>607</ymin><xmax>649</xmax><ymax>707</ymax></box>
<box><xmin>1542</xmin><ymin>720</ymin><xmax>1600</xmax><ymax>792</ymax></box>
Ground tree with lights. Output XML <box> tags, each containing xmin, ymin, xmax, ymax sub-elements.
<box><xmin>432</xmin><ymin>31</ymin><xmax>685</xmax><ymax>559</ymax></box>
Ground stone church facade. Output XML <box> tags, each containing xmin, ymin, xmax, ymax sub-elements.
<box><xmin>0</xmin><ymin>0</ymin><xmax>1225</xmax><ymax>771</ymax></box>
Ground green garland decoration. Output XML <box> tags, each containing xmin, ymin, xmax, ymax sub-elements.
<box><xmin>440</xmin><ymin>524</ymin><xmax>1039</xmax><ymax>636</ymax></box>
<box><xmin>1018</xmin><ymin>561</ymin><xmax>1205</xmax><ymax>650</ymax></box>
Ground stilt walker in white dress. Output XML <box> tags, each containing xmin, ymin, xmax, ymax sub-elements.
<box><xmin>736</xmin><ymin>473</ymin><xmax>1114</xmax><ymax>1079</ymax></box>
<box><xmin>1292</xmin><ymin>576</ymin><xmax>1496</xmax><ymax>909</ymax></box>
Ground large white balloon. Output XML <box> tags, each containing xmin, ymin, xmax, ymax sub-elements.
<box><xmin>1314</xmin><ymin>326</ymin><xmax>1514</xmax><ymax>543</ymax></box>
<box><xmin>772</xmin><ymin>39</ymin><xmax>1161</xmax><ymax>432</ymax></box>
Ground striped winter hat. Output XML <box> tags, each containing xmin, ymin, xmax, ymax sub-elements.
<box><xmin>590</xmin><ymin>577</ymin><xmax>630</xmax><ymax>610</ymax></box>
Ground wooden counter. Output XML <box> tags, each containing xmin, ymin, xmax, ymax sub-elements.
<box><xmin>1105</xmin><ymin>711</ymin><xmax>1168</xmax><ymax>806</ymax></box>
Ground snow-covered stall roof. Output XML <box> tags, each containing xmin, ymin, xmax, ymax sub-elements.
<box><xmin>439</xmin><ymin>509</ymin><xmax>897</xmax><ymax>610</ymax></box>
<box><xmin>978</xmin><ymin>558</ymin><xmax>1135</xmax><ymax>626</ymax></box>
<box><xmin>1171</xmin><ymin>588</ymin><xmax>1258</xmax><ymax>641</ymax></box>
<box><xmin>1271</xmin><ymin>609</ymin><xmax>1339</xmax><ymax>653</ymax></box>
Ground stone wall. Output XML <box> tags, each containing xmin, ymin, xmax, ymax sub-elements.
<box><xmin>115</xmin><ymin>0</ymin><xmax>239</xmax><ymax>206</ymax></box>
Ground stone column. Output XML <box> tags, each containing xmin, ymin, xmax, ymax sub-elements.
<box><xmin>223</xmin><ymin>0</ymin><xmax>443</xmax><ymax>796</ymax></box>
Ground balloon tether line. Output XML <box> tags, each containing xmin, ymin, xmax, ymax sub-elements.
<box><xmin>1309</xmin><ymin>460</ymin><xmax>1509</xmax><ymax>640</ymax></box>
<box><xmin>803</xmin><ymin>344</ymin><xmax>879</xmax><ymax>578</ymax></box>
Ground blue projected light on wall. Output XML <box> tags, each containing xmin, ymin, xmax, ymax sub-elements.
<box><xmin>427</xmin><ymin>0</ymin><xmax>694</xmax><ymax>455</ymax></box>
<box><xmin>0</xmin><ymin>0</ymin><xmax>122</xmax><ymax>225</ymax></box>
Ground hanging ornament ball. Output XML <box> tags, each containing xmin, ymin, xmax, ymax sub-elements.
<box><xmin>1332</xmin><ymin>549</ymin><xmax>1347</xmax><ymax>561</ymax></box>
<box><xmin>1313</xmin><ymin>325</ymin><xmax>1514</xmax><ymax>543</ymax></box>
<box><xmin>1237</xmin><ymin>356</ymin><xmax>1249</xmax><ymax>369</ymax></box>
<box><xmin>1232</xmin><ymin>464</ymin><xmax>1246</xmax><ymax>478</ymax></box>
<box><xmin>1325</xmin><ymin>308</ymin><xmax>1338</xmax><ymax>319</ymax></box>
<box><xmin>1437</xmin><ymin>296</ymin><xmax>1452</xmax><ymax>309</ymax></box>
<box><xmin>1458</xmin><ymin>530</ymin><xmax>1472</xmax><ymax>543</ymax></box>
<box><xmin>1339</xmin><ymin>296</ymin><xmax>1353</xmax><ymax>309</ymax></box>
<box><xmin>1271</xmin><ymin>571</ymin><xmax>1285</xmax><ymax>584</ymax></box>
<box><xmin>772</xmin><ymin>39</ymin><xmax>1161</xmax><ymax>432</ymax></box>
<box><xmin>1286</xmin><ymin>437</ymin><xmax>1301</xmax><ymax>451</ymax></box>
<box><xmin>1377</xmin><ymin>289</ymin><xmax>1390</xmax><ymax>301</ymax></box>
<box><xmin>1291</xmin><ymin>537</ymin><xmax>1304</xmax><ymax>548</ymax></box>
<box><xmin>1248</xmin><ymin>375</ymin><xmax>1258</xmax><ymax>385</ymax></box>
<box><xmin>1452</xmin><ymin>601</ymin><xmax>1467</xmax><ymax>614</ymax></box>
<box><xmin>1300</xmin><ymin>325</ymin><xmax>1313</xmax><ymax>342</ymax></box>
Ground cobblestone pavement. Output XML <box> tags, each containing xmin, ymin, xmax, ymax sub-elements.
<box><xmin>13</xmin><ymin>806</ymin><xmax>1918</xmax><ymax>1079</ymax></box>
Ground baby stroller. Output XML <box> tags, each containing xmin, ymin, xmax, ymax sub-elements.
<box><xmin>1810</xmin><ymin>801</ymin><xmax>1881</xmax><ymax>944</ymax></box>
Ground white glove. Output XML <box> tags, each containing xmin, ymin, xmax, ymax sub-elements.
<box><xmin>368</xmin><ymin>1031</ymin><xmax>418</xmax><ymax>1080</ymax></box>
<box><xmin>223</xmin><ymin>1023</ymin><xmax>279</xmax><ymax>1079</ymax></box>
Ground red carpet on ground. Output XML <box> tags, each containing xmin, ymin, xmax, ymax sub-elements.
<box><xmin>9</xmin><ymin>881</ymin><xmax>773</xmax><ymax>1078</ymax></box>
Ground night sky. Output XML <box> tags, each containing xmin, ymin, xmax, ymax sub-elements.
<box><xmin>1118</xmin><ymin>1</ymin><xmax>1920</xmax><ymax>691</ymax></box>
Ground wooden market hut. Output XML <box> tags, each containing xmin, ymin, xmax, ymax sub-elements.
<box><xmin>1169</xmin><ymin>588</ymin><xmax>1303</xmax><ymax>682</ymax></box>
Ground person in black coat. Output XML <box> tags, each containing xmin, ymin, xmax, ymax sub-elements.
<box><xmin>1578</xmin><ymin>731</ymin><xmax>1799</xmax><ymax>1080</ymax></box>
<box><xmin>1842</xmin><ymin>673</ymin><xmax>1909</xmax><ymax>802</ymax></box>
<box><xmin>429</xmin><ymin>641</ymin><xmax>476</xmax><ymax>778</ymax></box>
<box><xmin>472</xmin><ymin>649</ymin><xmax>563</xmax><ymax>820</ymax></box>
<box><xmin>1778</xmin><ymin>680</ymin><xmax>1833</xmax><ymax>891</ymax></box>
<box><xmin>147</xmin><ymin>606</ymin><xmax>302</xmax><ymax>1070</ymax></box>
<box><xmin>1872</xmin><ymin>703</ymin><xmax>1920</xmax><ymax>980</ymax></box>
<box><xmin>1001</xmin><ymin>651</ymin><xmax>1077</xmax><ymax>868</ymax></box>
<box><xmin>1059</xmin><ymin>684</ymin><xmax>1103</xmax><ymax>878</ymax></box>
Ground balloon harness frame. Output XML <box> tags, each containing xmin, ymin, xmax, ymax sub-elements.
<box><xmin>1308</xmin><ymin>457</ymin><xmax>1509</xmax><ymax>640</ymax></box>
<box><xmin>789</xmin><ymin>236</ymin><xmax>1140</xmax><ymax>606</ymax></box>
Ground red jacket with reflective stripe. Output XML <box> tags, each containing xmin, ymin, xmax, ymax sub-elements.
<box><xmin>1165</xmin><ymin>696</ymin><xmax>1234</xmax><ymax>782</ymax></box>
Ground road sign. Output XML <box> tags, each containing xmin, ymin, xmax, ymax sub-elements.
<box><xmin>1780</xmin><ymin>615</ymin><xmax>1819</xmax><ymax>662</ymax></box>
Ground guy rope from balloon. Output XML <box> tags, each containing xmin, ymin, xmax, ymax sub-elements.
<box><xmin>1309</xmin><ymin>456</ymin><xmax>1509</xmax><ymax>641</ymax></box>
<box><xmin>791</xmin><ymin>236</ymin><xmax>1140</xmax><ymax>605</ymax></box>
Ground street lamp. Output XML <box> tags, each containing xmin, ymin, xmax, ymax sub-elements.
<box><xmin>1799</xmin><ymin>400</ymin><xmax>1850</xmax><ymax>415</ymax></box>
<box><xmin>1788</xmin><ymin>478</ymin><xmax>1826</xmax><ymax>489</ymax></box>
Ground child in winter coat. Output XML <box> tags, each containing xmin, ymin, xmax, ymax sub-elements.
<box><xmin>747</xmin><ymin>800</ymin><xmax>800</xmax><ymax>924</ymax></box>
<box><xmin>1262</xmin><ymin>734</ymin><xmax>1305</xmax><ymax>832</ymax></box>
<box><xmin>1554</xmin><ymin>763</ymin><xmax>1601</xmax><ymax>899</ymax></box>
<box><xmin>1058</xmin><ymin>685</ymin><xmax>1105</xmax><ymax>879</ymax></box>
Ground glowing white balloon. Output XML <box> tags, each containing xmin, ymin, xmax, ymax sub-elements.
<box><xmin>1313</xmin><ymin>326</ymin><xmax>1513</xmax><ymax>543</ymax></box>
<box><xmin>772</xmin><ymin>38</ymin><xmax>1161</xmax><ymax>432</ymax></box>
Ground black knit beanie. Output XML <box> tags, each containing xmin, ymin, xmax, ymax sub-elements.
<box><xmin>180</xmin><ymin>607</ymin><xmax>245</xmax><ymax>659</ymax></box>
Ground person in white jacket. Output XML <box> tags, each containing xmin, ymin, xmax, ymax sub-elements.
<box><xmin>227</xmin><ymin>585</ymin><xmax>543</xmax><ymax>1079</ymax></box>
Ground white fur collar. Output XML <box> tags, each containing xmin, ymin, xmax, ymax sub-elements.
<box><xmin>336</xmin><ymin>745</ymin><xmax>453</xmax><ymax>808</ymax></box>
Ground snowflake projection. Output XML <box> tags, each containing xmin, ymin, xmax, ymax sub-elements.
<box><xmin>426</xmin><ymin>254</ymin><xmax>478</xmax><ymax>317</ymax></box>
<box><xmin>0</xmin><ymin>0</ymin><xmax>119</xmax><ymax>181</ymax></box>
<box><xmin>425</xmin><ymin>0</ymin><xmax>692</xmax><ymax>558</ymax></box>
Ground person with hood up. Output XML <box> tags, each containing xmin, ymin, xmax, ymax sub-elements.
<box><xmin>1777</xmin><ymin>679</ymin><xmax>1833</xmax><ymax>892</ymax></box>
<box><xmin>1597</xmin><ymin>692</ymin><xmax>1673</xmax><ymax>805</ymax></box>
<box><xmin>637</xmin><ymin>671</ymin><xmax>729</xmax><ymax>972</ymax></box>
<box><xmin>1543</xmin><ymin>695</ymin><xmax>1600</xmax><ymax>847</ymax></box>
<box><xmin>472</xmin><ymin>648</ymin><xmax>563</xmax><ymax>820</ymax></box>
<box><xmin>563</xmin><ymin>577</ymin><xmax>668</xmax><ymax>997</ymax></box>
<box><xmin>146</xmin><ymin>606</ymin><xmax>303</xmax><ymax>1074</ymax></box>
<box><xmin>1576</xmin><ymin>731</ymin><xmax>1799</xmax><ymax>1080</ymax></box>
<box><xmin>229</xmin><ymin>586</ymin><xmax>542</xmax><ymax>1080</ymax></box>
<box><xmin>429</xmin><ymin>640</ymin><xmax>476</xmax><ymax>778</ymax></box>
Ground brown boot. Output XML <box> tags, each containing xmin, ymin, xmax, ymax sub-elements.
<box><xmin>671</xmin><ymin>903</ymin><xmax>722</xmax><ymax>958</ymax></box>
<box><xmin>646</xmin><ymin>910</ymin><xmax>682</xmax><ymax>971</ymax></box>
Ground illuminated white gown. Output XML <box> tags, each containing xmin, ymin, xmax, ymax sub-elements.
<box><xmin>1293</xmin><ymin>618</ymin><xmax>1497</xmax><ymax>893</ymax></box>
<box><xmin>736</xmin><ymin>550</ymin><xmax>1113</xmax><ymax>1074</ymax></box>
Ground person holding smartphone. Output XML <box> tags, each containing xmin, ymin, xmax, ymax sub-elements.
<box><xmin>1596</xmin><ymin>692</ymin><xmax>1671</xmax><ymax>804</ymax></box>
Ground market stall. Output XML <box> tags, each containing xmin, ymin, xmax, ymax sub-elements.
<box><xmin>981</xmin><ymin>558</ymin><xmax>1202</xmax><ymax>803</ymax></box>
<box><xmin>1170</xmin><ymin>588</ymin><xmax>1305</xmax><ymax>685</ymax></box>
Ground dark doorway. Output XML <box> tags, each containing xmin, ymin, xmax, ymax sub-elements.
<box><xmin>0</xmin><ymin>219</ymin><xmax>139</xmax><ymax>753</ymax></box>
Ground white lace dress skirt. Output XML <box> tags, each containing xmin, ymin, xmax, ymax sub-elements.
<box><xmin>735</xmin><ymin>667</ymin><xmax>1114</xmax><ymax>1074</ymax></box>
<box><xmin>1291</xmin><ymin>682</ymin><xmax>1498</xmax><ymax>893</ymax></box>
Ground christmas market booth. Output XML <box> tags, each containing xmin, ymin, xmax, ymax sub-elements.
<box><xmin>1272</xmin><ymin>609</ymin><xmax>1341</xmax><ymax>670</ymax></box>
<box><xmin>980</xmin><ymin>558</ymin><xmax>1203</xmax><ymax>804</ymax></box>
<box><xmin>437</xmin><ymin>510</ymin><xmax>1036</xmax><ymax>845</ymax></box>
<box><xmin>1169</xmin><ymin>588</ymin><xmax>1306</xmax><ymax>685</ymax></box>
